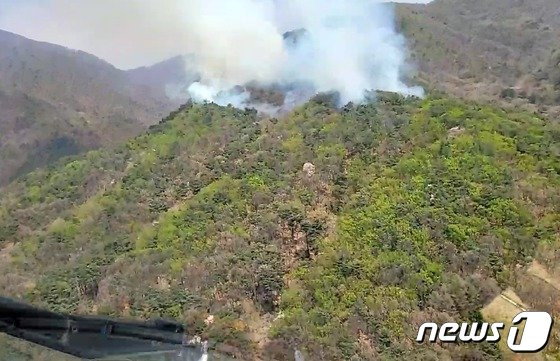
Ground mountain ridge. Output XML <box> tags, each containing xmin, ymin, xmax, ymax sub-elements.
<box><xmin>1</xmin><ymin>94</ymin><xmax>559</xmax><ymax>359</ymax></box>
<box><xmin>0</xmin><ymin>29</ymin><xmax>186</xmax><ymax>185</ymax></box>
<box><xmin>396</xmin><ymin>0</ymin><xmax>560</xmax><ymax>113</ymax></box>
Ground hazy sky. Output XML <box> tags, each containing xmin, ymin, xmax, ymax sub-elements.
<box><xmin>0</xmin><ymin>0</ymin><xmax>433</xmax><ymax>69</ymax></box>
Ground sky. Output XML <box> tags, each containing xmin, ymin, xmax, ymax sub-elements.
<box><xmin>0</xmin><ymin>0</ymin><xmax>432</xmax><ymax>70</ymax></box>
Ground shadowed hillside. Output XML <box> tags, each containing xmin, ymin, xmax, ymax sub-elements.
<box><xmin>0</xmin><ymin>30</ymin><xmax>186</xmax><ymax>185</ymax></box>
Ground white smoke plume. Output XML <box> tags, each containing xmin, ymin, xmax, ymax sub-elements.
<box><xmin>0</xmin><ymin>0</ymin><xmax>423</xmax><ymax>109</ymax></box>
<box><xmin>182</xmin><ymin>0</ymin><xmax>423</xmax><ymax>108</ymax></box>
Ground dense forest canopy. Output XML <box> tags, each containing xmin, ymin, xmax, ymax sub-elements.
<box><xmin>0</xmin><ymin>93</ymin><xmax>559</xmax><ymax>360</ymax></box>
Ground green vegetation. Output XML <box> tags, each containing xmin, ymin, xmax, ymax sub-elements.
<box><xmin>1</xmin><ymin>94</ymin><xmax>559</xmax><ymax>360</ymax></box>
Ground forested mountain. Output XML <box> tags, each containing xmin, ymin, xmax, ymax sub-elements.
<box><xmin>0</xmin><ymin>30</ymin><xmax>185</xmax><ymax>185</ymax></box>
<box><xmin>397</xmin><ymin>0</ymin><xmax>560</xmax><ymax>112</ymax></box>
<box><xmin>4</xmin><ymin>0</ymin><xmax>560</xmax><ymax>188</ymax></box>
<box><xmin>1</xmin><ymin>93</ymin><xmax>559</xmax><ymax>359</ymax></box>
<box><xmin>2</xmin><ymin>1</ymin><xmax>560</xmax><ymax>360</ymax></box>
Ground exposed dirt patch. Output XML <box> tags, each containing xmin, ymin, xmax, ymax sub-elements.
<box><xmin>241</xmin><ymin>299</ymin><xmax>273</xmax><ymax>349</ymax></box>
<box><xmin>482</xmin><ymin>289</ymin><xmax>543</xmax><ymax>361</ymax></box>
<box><xmin>527</xmin><ymin>260</ymin><xmax>560</xmax><ymax>292</ymax></box>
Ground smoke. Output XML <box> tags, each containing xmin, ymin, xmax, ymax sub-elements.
<box><xmin>0</xmin><ymin>0</ymin><xmax>424</xmax><ymax>110</ymax></box>
<box><xmin>182</xmin><ymin>0</ymin><xmax>423</xmax><ymax>109</ymax></box>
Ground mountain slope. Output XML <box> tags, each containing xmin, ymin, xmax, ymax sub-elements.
<box><xmin>0</xmin><ymin>30</ymin><xmax>185</xmax><ymax>185</ymax></box>
<box><xmin>0</xmin><ymin>95</ymin><xmax>559</xmax><ymax>359</ymax></box>
<box><xmin>397</xmin><ymin>0</ymin><xmax>560</xmax><ymax>109</ymax></box>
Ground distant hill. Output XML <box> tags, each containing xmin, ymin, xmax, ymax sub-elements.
<box><xmin>0</xmin><ymin>30</ymin><xmax>188</xmax><ymax>185</ymax></box>
<box><xmin>396</xmin><ymin>0</ymin><xmax>560</xmax><ymax>110</ymax></box>
<box><xmin>127</xmin><ymin>55</ymin><xmax>199</xmax><ymax>99</ymax></box>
